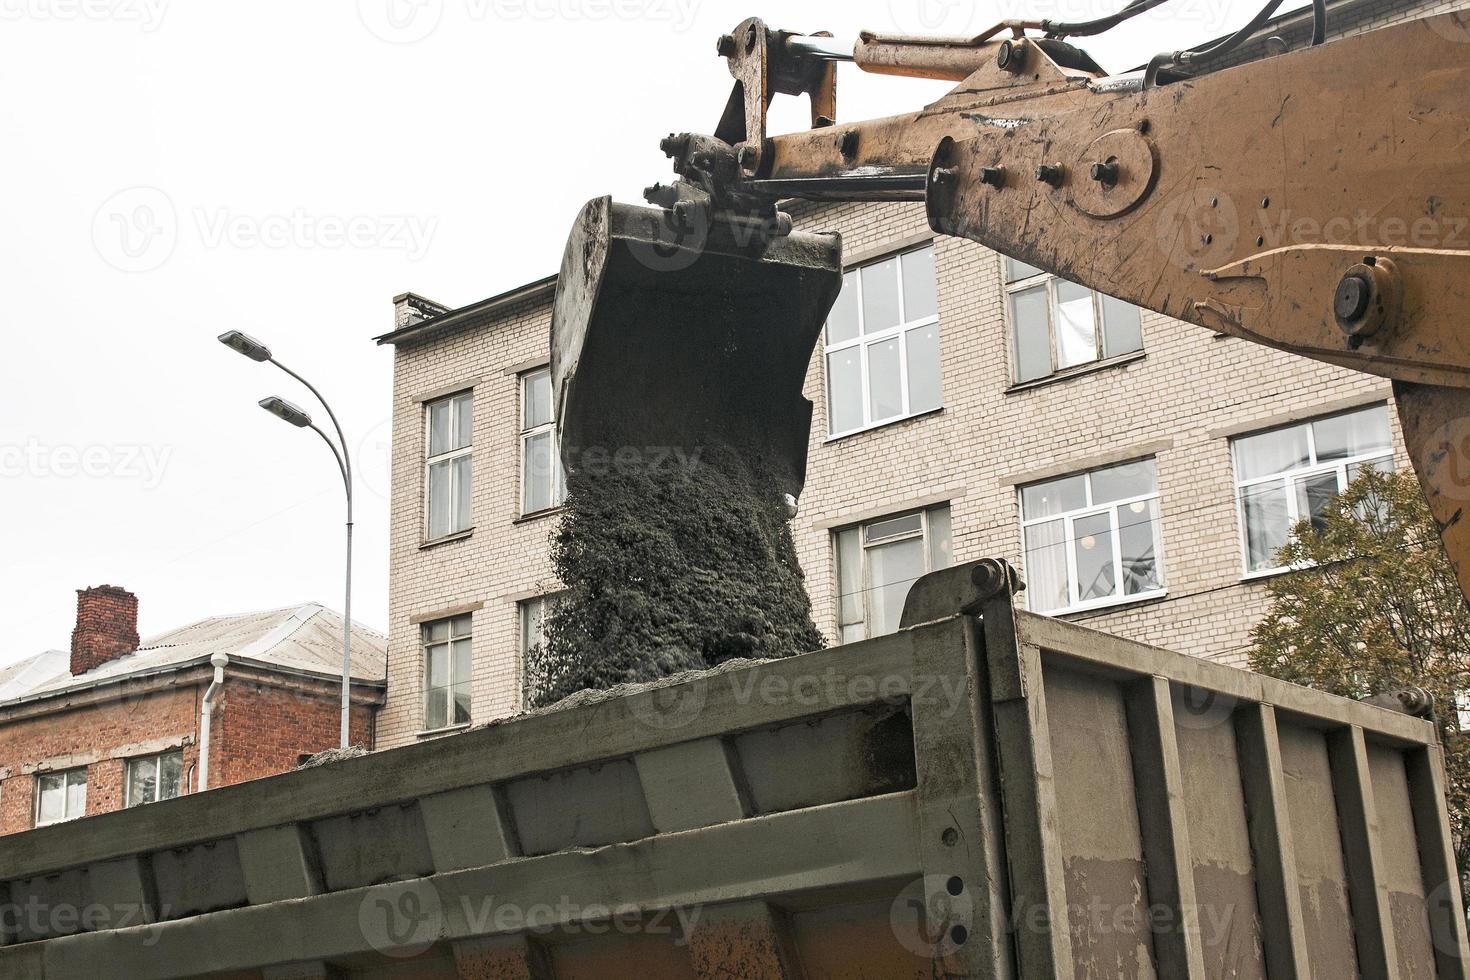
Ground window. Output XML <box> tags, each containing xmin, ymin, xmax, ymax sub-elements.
<box><xmin>834</xmin><ymin>505</ymin><xmax>953</xmax><ymax>642</ymax></box>
<box><xmin>519</xmin><ymin>595</ymin><xmax>556</xmax><ymax>663</ymax></box>
<box><xmin>1005</xmin><ymin>257</ymin><xmax>1143</xmax><ymax>384</ymax></box>
<box><xmin>1232</xmin><ymin>404</ymin><xmax>1394</xmax><ymax>575</ymax></box>
<box><xmin>426</xmin><ymin>392</ymin><xmax>473</xmax><ymax>539</ymax></box>
<box><xmin>423</xmin><ymin>614</ymin><xmax>472</xmax><ymax>731</ymax></box>
<box><xmin>824</xmin><ymin>244</ymin><xmax>943</xmax><ymax>437</ymax></box>
<box><xmin>126</xmin><ymin>751</ymin><xmax>183</xmax><ymax>807</ymax></box>
<box><xmin>34</xmin><ymin>767</ymin><xmax>87</xmax><ymax>827</ymax></box>
<box><xmin>521</xmin><ymin>368</ymin><xmax>565</xmax><ymax>514</ymax></box>
<box><xmin>1020</xmin><ymin>459</ymin><xmax>1164</xmax><ymax>614</ymax></box>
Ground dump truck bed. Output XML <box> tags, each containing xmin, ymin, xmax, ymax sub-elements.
<box><xmin>1</xmin><ymin>559</ymin><xmax>1464</xmax><ymax>979</ymax></box>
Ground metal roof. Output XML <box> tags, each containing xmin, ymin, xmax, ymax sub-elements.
<box><xmin>0</xmin><ymin>604</ymin><xmax>386</xmax><ymax>709</ymax></box>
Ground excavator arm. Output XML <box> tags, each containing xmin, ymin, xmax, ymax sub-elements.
<box><xmin>553</xmin><ymin>10</ymin><xmax>1470</xmax><ymax>597</ymax></box>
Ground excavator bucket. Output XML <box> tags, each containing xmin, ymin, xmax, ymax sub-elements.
<box><xmin>550</xmin><ymin>197</ymin><xmax>842</xmax><ymax>498</ymax></box>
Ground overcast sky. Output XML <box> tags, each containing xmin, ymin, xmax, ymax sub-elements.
<box><xmin>0</xmin><ymin>0</ymin><xmax>1305</xmax><ymax>665</ymax></box>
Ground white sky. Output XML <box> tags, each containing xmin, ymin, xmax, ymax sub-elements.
<box><xmin>0</xmin><ymin>0</ymin><xmax>1305</xmax><ymax>665</ymax></box>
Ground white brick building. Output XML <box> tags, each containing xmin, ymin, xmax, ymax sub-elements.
<box><xmin>374</xmin><ymin>0</ymin><xmax>1465</xmax><ymax>750</ymax></box>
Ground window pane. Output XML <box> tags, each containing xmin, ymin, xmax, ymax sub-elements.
<box><xmin>1235</xmin><ymin>425</ymin><xmax>1311</xmax><ymax>480</ymax></box>
<box><xmin>1313</xmin><ymin>406</ymin><xmax>1390</xmax><ymax>462</ymax></box>
<box><xmin>1021</xmin><ymin>474</ymin><xmax>1087</xmax><ymax>520</ymax></box>
<box><xmin>866</xmin><ymin>513</ymin><xmax>922</xmax><ymax>544</ymax></box>
<box><xmin>128</xmin><ymin>760</ymin><xmax>155</xmax><ymax>807</ymax></box>
<box><xmin>427</xmin><ymin>644</ymin><xmax>448</xmax><ymax>690</ymax></box>
<box><xmin>425</xmin><ymin>691</ymin><xmax>447</xmax><ymax>731</ymax></box>
<box><xmin>867</xmin><ymin>536</ymin><xmax>927</xmax><ymax>637</ymax></box>
<box><xmin>1090</xmin><ymin>460</ymin><xmax>1157</xmax><ymax>504</ymax></box>
<box><xmin>428</xmin><ymin>460</ymin><xmax>451</xmax><ymax>539</ymax></box>
<box><xmin>450</xmin><ymin>614</ymin><xmax>473</xmax><ymax>638</ymax></box>
<box><xmin>452</xmin><ymin>455</ymin><xmax>472</xmax><ymax>531</ymax></box>
<box><xmin>159</xmin><ymin>753</ymin><xmax>183</xmax><ymax>801</ymax></box>
<box><xmin>835</xmin><ymin>527</ymin><xmax>864</xmax><ymax>631</ymax></box>
<box><xmin>840</xmin><ymin>623</ymin><xmax>866</xmax><ymax>644</ymax></box>
<box><xmin>1024</xmin><ymin>519</ymin><xmax>1069</xmax><ymax>613</ymax></box>
<box><xmin>65</xmin><ymin>771</ymin><xmax>86</xmax><ymax>818</ymax></box>
<box><xmin>1100</xmin><ymin>294</ymin><xmax>1143</xmax><ymax>357</ymax></box>
<box><xmin>860</xmin><ymin>256</ymin><xmax>901</xmax><ymax>333</ymax></box>
<box><xmin>521</xmin><ymin>599</ymin><xmax>547</xmax><ymax>655</ymax></box>
<box><xmin>905</xmin><ymin>323</ymin><xmax>942</xmax><ymax>415</ymax></box>
<box><xmin>927</xmin><ymin>506</ymin><xmax>953</xmax><ymax>570</ymax></box>
<box><xmin>867</xmin><ymin>337</ymin><xmax>903</xmax><ymax>422</ymax></box>
<box><xmin>1242</xmin><ymin>482</ymin><xmax>1291</xmax><ymax>571</ymax></box>
<box><xmin>826</xmin><ymin>270</ymin><xmax>860</xmax><ymax>345</ymax></box>
<box><xmin>1011</xmin><ymin>286</ymin><xmax>1051</xmax><ymax>383</ymax></box>
<box><xmin>1119</xmin><ymin>498</ymin><xmax>1161</xmax><ymax>595</ymax></box>
<box><xmin>901</xmin><ymin>246</ymin><xmax>938</xmax><ymax>321</ymax></box>
<box><xmin>452</xmin><ymin>683</ymin><xmax>472</xmax><ymax>725</ymax></box>
<box><xmin>424</xmin><ymin>619</ymin><xmax>449</xmax><ymax>643</ymax></box>
<box><xmin>523</xmin><ymin>431</ymin><xmax>553</xmax><ymax>513</ymax></box>
<box><xmin>1073</xmin><ymin>512</ymin><xmax>1116</xmax><ymax>602</ymax></box>
<box><xmin>826</xmin><ymin>349</ymin><xmax>863</xmax><ymax>434</ymax></box>
<box><xmin>523</xmin><ymin>372</ymin><xmax>553</xmax><ymax>430</ymax></box>
<box><xmin>453</xmin><ymin>393</ymin><xmax>474</xmax><ymax>450</ymax></box>
<box><xmin>1348</xmin><ymin>454</ymin><xmax>1393</xmax><ymax>484</ymax></box>
<box><xmin>429</xmin><ymin>400</ymin><xmax>452</xmax><ymax>457</ymax></box>
<box><xmin>1006</xmin><ymin>256</ymin><xmax>1045</xmax><ymax>282</ymax></box>
<box><xmin>37</xmin><ymin>774</ymin><xmax>63</xmax><ymax>824</ymax></box>
<box><xmin>1294</xmin><ymin>471</ymin><xmax>1342</xmax><ymax>531</ymax></box>
<box><xmin>451</xmin><ymin>637</ymin><xmax>473</xmax><ymax>686</ymax></box>
<box><xmin>1054</xmin><ymin>281</ymin><xmax>1098</xmax><ymax>369</ymax></box>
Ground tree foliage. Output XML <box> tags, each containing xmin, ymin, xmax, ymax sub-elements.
<box><xmin>1249</xmin><ymin>466</ymin><xmax>1470</xmax><ymax>874</ymax></box>
<box><xmin>524</xmin><ymin>445</ymin><xmax>824</xmax><ymax>708</ymax></box>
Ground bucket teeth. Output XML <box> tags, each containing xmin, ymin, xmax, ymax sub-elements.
<box><xmin>550</xmin><ymin>197</ymin><xmax>843</xmax><ymax>499</ymax></box>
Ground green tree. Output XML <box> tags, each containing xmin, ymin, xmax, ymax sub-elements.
<box><xmin>1249</xmin><ymin>466</ymin><xmax>1470</xmax><ymax>876</ymax></box>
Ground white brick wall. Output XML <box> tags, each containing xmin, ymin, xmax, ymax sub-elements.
<box><xmin>377</xmin><ymin>0</ymin><xmax>1465</xmax><ymax>749</ymax></box>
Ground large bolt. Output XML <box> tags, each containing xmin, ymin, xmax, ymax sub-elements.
<box><xmin>659</xmin><ymin>134</ymin><xmax>687</xmax><ymax>159</ymax></box>
<box><xmin>931</xmin><ymin>167</ymin><xmax>959</xmax><ymax>185</ymax></box>
<box><xmin>717</xmin><ymin>34</ymin><xmax>737</xmax><ymax>57</ymax></box>
<box><xmin>979</xmin><ymin>166</ymin><xmax>1006</xmax><ymax>188</ymax></box>
<box><xmin>1334</xmin><ymin>273</ymin><xmax>1373</xmax><ymax>324</ymax></box>
<box><xmin>840</xmin><ymin>130</ymin><xmax>860</xmax><ymax>160</ymax></box>
<box><xmin>1090</xmin><ymin>161</ymin><xmax>1120</xmax><ymax>185</ymax></box>
<box><xmin>997</xmin><ymin>39</ymin><xmax>1026</xmax><ymax>73</ymax></box>
<box><xmin>1035</xmin><ymin>163</ymin><xmax>1064</xmax><ymax>187</ymax></box>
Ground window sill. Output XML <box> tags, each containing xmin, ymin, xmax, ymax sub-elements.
<box><xmin>1240</xmin><ymin>566</ymin><xmax>1294</xmax><ymax>583</ymax></box>
<box><xmin>1045</xmin><ymin>588</ymin><xmax>1168</xmax><ymax>619</ymax></box>
<box><xmin>1006</xmin><ymin>349</ymin><xmax>1146</xmax><ymax>394</ymax></box>
<box><xmin>825</xmin><ymin>407</ymin><xmax>944</xmax><ymax>443</ymax></box>
<box><xmin>514</xmin><ymin>506</ymin><xmax>563</xmax><ymax>525</ymax></box>
<box><xmin>416</xmin><ymin>723</ymin><xmax>471</xmax><ymax>739</ymax></box>
<box><xmin>420</xmin><ymin>528</ymin><xmax>474</xmax><ymax>551</ymax></box>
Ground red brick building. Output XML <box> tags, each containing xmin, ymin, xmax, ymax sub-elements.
<box><xmin>0</xmin><ymin>586</ymin><xmax>386</xmax><ymax>836</ymax></box>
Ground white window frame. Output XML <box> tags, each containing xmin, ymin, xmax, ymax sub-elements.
<box><xmin>824</xmin><ymin>244</ymin><xmax>942</xmax><ymax>439</ymax></box>
<box><xmin>34</xmin><ymin>767</ymin><xmax>87</xmax><ymax>827</ymax></box>
<box><xmin>424</xmin><ymin>391</ymin><xmax>474</xmax><ymax>540</ymax></box>
<box><xmin>1232</xmin><ymin>407</ymin><xmax>1395</xmax><ymax>578</ymax></box>
<box><xmin>422</xmin><ymin>614</ymin><xmax>473</xmax><ymax>732</ymax></box>
<box><xmin>125</xmin><ymin>750</ymin><xmax>184</xmax><ymax>807</ymax></box>
<box><xmin>520</xmin><ymin>367</ymin><xmax>565</xmax><ymax>516</ymax></box>
<box><xmin>518</xmin><ymin>593</ymin><xmax>563</xmax><ymax>707</ymax></box>
<box><xmin>1003</xmin><ymin>258</ymin><xmax>1143</xmax><ymax>384</ymax></box>
<box><xmin>1018</xmin><ymin>462</ymin><xmax>1166</xmax><ymax>615</ymax></box>
<box><xmin>834</xmin><ymin>504</ymin><xmax>952</xmax><ymax>642</ymax></box>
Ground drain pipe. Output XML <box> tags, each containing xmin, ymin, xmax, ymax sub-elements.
<box><xmin>198</xmin><ymin>652</ymin><xmax>229</xmax><ymax>792</ymax></box>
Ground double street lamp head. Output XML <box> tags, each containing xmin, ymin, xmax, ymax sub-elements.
<box><xmin>218</xmin><ymin>330</ymin><xmax>272</xmax><ymax>362</ymax></box>
<box><xmin>259</xmin><ymin>396</ymin><xmax>313</xmax><ymax>428</ymax></box>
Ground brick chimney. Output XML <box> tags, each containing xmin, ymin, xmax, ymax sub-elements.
<box><xmin>71</xmin><ymin>585</ymin><xmax>140</xmax><ymax>676</ymax></box>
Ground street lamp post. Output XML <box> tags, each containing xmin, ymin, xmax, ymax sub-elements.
<box><xmin>220</xmin><ymin>331</ymin><xmax>355</xmax><ymax>749</ymax></box>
